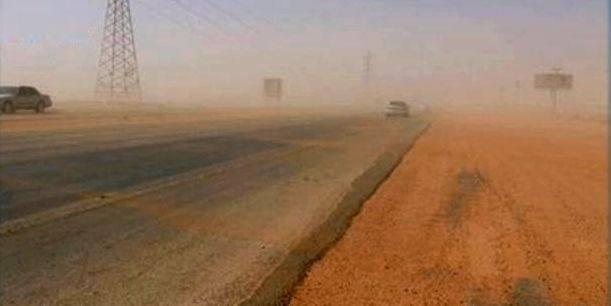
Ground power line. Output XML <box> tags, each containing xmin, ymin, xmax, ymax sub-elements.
<box><xmin>168</xmin><ymin>0</ymin><xmax>235</xmax><ymax>38</ymax></box>
<box><xmin>133</xmin><ymin>0</ymin><xmax>210</xmax><ymax>41</ymax></box>
<box><xmin>199</xmin><ymin>0</ymin><xmax>255</xmax><ymax>32</ymax></box>
<box><xmin>222</xmin><ymin>0</ymin><xmax>275</xmax><ymax>27</ymax></box>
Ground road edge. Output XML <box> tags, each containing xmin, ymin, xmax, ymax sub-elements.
<box><xmin>239</xmin><ymin>118</ymin><xmax>432</xmax><ymax>306</ymax></box>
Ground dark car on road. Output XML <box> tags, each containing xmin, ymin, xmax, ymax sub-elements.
<box><xmin>385</xmin><ymin>101</ymin><xmax>410</xmax><ymax>118</ymax></box>
<box><xmin>0</xmin><ymin>86</ymin><xmax>53</xmax><ymax>114</ymax></box>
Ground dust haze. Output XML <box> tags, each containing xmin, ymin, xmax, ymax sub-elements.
<box><xmin>0</xmin><ymin>0</ymin><xmax>606</xmax><ymax>112</ymax></box>
<box><xmin>0</xmin><ymin>1</ymin><xmax>608</xmax><ymax>305</ymax></box>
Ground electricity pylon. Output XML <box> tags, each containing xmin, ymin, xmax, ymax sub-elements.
<box><xmin>363</xmin><ymin>51</ymin><xmax>373</xmax><ymax>86</ymax></box>
<box><xmin>95</xmin><ymin>0</ymin><xmax>142</xmax><ymax>102</ymax></box>
<box><xmin>362</xmin><ymin>51</ymin><xmax>376</xmax><ymax>104</ymax></box>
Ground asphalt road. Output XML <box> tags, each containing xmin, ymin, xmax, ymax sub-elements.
<box><xmin>0</xmin><ymin>107</ymin><xmax>428</xmax><ymax>305</ymax></box>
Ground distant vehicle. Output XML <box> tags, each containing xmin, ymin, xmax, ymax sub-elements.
<box><xmin>0</xmin><ymin>86</ymin><xmax>53</xmax><ymax>114</ymax></box>
<box><xmin>385</xmin><ymin>101</ymin><xmax>410</xmax><ymax>118</ymax></box>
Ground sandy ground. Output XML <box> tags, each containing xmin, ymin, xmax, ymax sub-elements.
<box><xmin>291</xmin><ymin>107</ymin><xmax>607</xmax><ymax>305</ymax></box>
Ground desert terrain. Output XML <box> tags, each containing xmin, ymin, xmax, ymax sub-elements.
<box><xmin>291</xmin><ymin>105</ymin><xmax>607</xmax><ymax>305</ymax></box>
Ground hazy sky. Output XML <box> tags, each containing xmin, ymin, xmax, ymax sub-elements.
<box><xmin>0</xmin><ymin>0</ymin><xmax>607</xmax><ymax>104</ymax></box>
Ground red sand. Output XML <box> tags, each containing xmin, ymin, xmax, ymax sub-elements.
<box><xmin>291</xmin><ymin>108</ymin><xmax>607</xmax><ymax>305</ymax></box>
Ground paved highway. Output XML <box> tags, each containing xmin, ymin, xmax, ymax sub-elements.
<box><xmin>0</xmin><ymin>107</ymin><xmax>428</xmax><ymax>305</ymax></box>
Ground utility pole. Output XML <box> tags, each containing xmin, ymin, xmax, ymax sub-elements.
<box><xmin>515</xmin><ymin>81</ymin><xmax>521</xmax><ymax>104</ymax></box>
<box><xmin>0</xmin><ymin>0</ymin><xmax>4</xmax><ymax>85</ymax></box>
<box><xmin>363</xmin><ymin>51</ymin><xmax>373</xmax><ymax>86</ymax></box>
<box><xmin>95</xmin><ymin>0</ymin><xmax>142</xmax><ymax>102</ymax></box>
<box><xmin>362</xmin><ymin>51</ymin><xmax>374</xmax><ymax>104</ymax></box>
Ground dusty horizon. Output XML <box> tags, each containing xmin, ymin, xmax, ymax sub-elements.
<box><xmin>0</xmin><ymin>2</ymin><xmax>607</xmax><ymax>304</ymax></box>
<box><xmin>0</xmin><ymin>0</ymin><xmax>607</xmax><ymax>106</ymax></box>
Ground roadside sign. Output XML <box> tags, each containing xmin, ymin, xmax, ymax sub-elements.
<box><xmin>534</xmin><ymin>73</ymin><xmax>573</xmax><ymax>90</ymax></box>
<box><xmin>264</xmin><ymin>78</ymin><xmax>283</xmax><ymax>100</ymax></box>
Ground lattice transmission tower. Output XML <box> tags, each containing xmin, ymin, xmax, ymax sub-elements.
<box><xmin>95</xmin><ymin>0</ymin><xmax>142</xmax><ymax>102</ymax></box>
<box><xmin>363</xmin><ymin>51</ymin><xmax>373</xmax><ymax>86</ymax></box>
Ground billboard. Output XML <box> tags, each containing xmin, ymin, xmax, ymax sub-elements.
<box><xmin>264</xmin><ymin>78</ymin><xmax>283</xmax><ymax>99</ymax></box>
<box><xmin>534</xmin><ymin>73</ymin><xmax>573</xmax><ymax>90</ymax></box>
